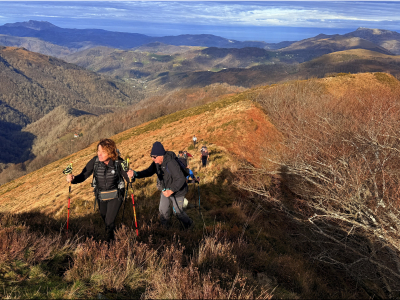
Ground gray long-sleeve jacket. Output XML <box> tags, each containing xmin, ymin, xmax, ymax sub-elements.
<box><xmin>136</xmin><ymin>151</ymin><xmax>188</xmax><ymax>197</ymax></box>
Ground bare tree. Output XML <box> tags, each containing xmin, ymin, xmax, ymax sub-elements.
<box><xmin>238</xmin><ymin>77</ymin><xmax>400</xmax><ymax>297</ymax></box>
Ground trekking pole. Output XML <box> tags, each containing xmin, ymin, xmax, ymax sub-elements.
<box><xmin>197</xmin><ymin>178</ymin><xmax>201</xmax><ymax>212</ymax></box>
<box><xmin>131</xmin><ymin>183</ymin><xmax>139</xmax><ymax>237</ymax></box>
<box><xmin>121</xmin><ymin>158</ymin><xmax>130</xmax><ymax>224</ymax></box>
<box><xmin>62</xmin><ymin>162</ymin><xmax>73</xmax><ymax>234</ymax></box>
<box><xmin>67</xmin><ymin>183</ymin><xmax>71</xmax><ymax>233</ymax></box>
<box><xmin>121</xmin><ymin>183</ymin><xmax>129</xmax><ymax>224</ymax></box>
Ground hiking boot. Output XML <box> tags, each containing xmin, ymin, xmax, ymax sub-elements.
<box><xmin>160</xmin><ymin>215</ymin><xmax>170</xmax><ymax>229</ymax></box>
<box><xmin>184</xmin><ymin>219</ymin><xmax>194</xmax><ymax>231</ymax></box>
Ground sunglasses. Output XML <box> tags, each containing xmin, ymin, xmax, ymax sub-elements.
<box><xmin>151</xmin><ymin>155</ymin><xmax>158</xmax><ymax>159</ymax></box>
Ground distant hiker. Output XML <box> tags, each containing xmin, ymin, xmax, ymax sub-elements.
<box><xmin>184</xmin><ymin>150</ymin><xmax>192</xmax><ymax>157</ymax></box>
<box><xmin>192</xmin><ymin>135</ymin><xmax>197</xmax><ymax>148</ymax></box>
<box><xmin>132</xmin><ymin>141</ymin><xmax>193</xmax><ymax>230</ymax></box>
<box><xmin>66</xmin><ymin>138</ymin><xmax>134</xmax><ymax>242</ymax></box>
<box><xmin>178</xmin><ymin>151</ymin><xmax>198</xmax><ymax>183</ymax></box>
<box><xmin>184</xmin><ymin>150</ymin><xmax>193</xmax><ymax>159</ymax></box>
<box><xmin>178</xmin><ymin>151</ymin><xmax>189</xmax><ymax>168</ymax></box>
<box><xmin>200</xmin><ymin>145</ymin><xmax>209</xmax><ymax>168</ymax></box>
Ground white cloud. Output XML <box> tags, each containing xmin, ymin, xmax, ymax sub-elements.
<box><xmin>107</xmin><ymin>1</ymin><xmax>400</xmax><ymax>29</ymax></box>
<box><xmin>2</xmin><ymin>1</ymin><xmax>400</xmax><ymax>30</ymax></box>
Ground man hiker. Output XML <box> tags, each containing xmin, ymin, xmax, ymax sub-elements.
<box><xmin>200</xmin><ymin>145</ymin><xmax>209</xmax><ymax>168</ymax></box>
<box><xmin>66</xmin><ymin>138</ymin><xmax>134</xmax><ymax>242</ymax></box>
<box><xmin>192</xmin><ymin>135</ymin><xmax>197</xmax><ymax>148</ymax></box>
<box><xmin>132</xmin><ymin>142</ymin><xmax>193</xmax><ymax>230</ymax></box>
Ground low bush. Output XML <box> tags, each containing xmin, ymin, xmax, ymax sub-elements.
<box><xmin>241</xmin><ymin>75</ymin><xmax>400</xmax><ymax>297</ymax></box>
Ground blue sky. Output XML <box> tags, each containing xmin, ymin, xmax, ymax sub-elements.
<box><xmin>0</xmin><ymin>1</ymin><xmax>400</xmax><ymax>42</ymax></box>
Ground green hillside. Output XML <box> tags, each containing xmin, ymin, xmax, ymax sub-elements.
<box><xmin>0</xmin><ymin>46</ymin><xmax>143</xmax><ymax>125</ymax></box>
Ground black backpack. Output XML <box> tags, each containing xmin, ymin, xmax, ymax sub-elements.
<box><xmin>166</xmin><ymin>157</ymin><xmax>190</xmax><ymax>177</ymax></box>
<box><xmin>178</xmin><ymin>156</ymin><xmax>188</xmax><ymax>168</ymax></box>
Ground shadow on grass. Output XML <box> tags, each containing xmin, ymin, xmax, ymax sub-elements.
<box><xmin>2</xmin><ymin>166</ymin><xmax>383</xmax><ymax>298</ymax></box>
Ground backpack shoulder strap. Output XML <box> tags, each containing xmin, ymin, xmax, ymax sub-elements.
<box><xmin>94</xmin><ymin>156</ymin><xmax>99</xmax><ymax>173</ymax></box>
<box><xmin>92</xmin><ymin>156</ymin><xmax>99</xmax><ymax>185</ymax></box>
<box><xmin>92</xmin><ymin>156</ymin><xmax>100</xmax><ymax>211</ymax></box>
<box><xmin>165</xmin><ymin>161</ymin><xmax>171</xmax><ymax>174</ymax></box>
<box><xmin>115</xmin><ymin>159</ymin><xmax>124</xmax><ymax>182</ymax></box>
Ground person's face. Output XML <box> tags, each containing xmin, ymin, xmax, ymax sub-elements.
<box><xmin>151</xmin><ymin>155</ymin><xmax>164</xmax><ymax>164</ymax></box>
<box><xmin>98</xmin><ymin>145</ymin><xmax>110</xmax><ymax>162</ymax></box>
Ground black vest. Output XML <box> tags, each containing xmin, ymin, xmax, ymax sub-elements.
<box><xmin>94</xmin><ymin>160</ymin><xmax>121</xmax><ymax>191</ymax></box>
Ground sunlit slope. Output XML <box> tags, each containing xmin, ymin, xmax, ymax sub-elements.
<box><xmin>281</xmin><ymin>34</ymin><xmax>393</xmax><ymax>55</ymax></box>
<box><xmin>0</xmin><ymin>89</ymin><xmax>279</xmax><ymax>214</ymax></box>
<box><xmin>298</xmin><ymin>49</ymin><xmax>400</xmax><ymax>78</ymax></box>
<box><xmin>303</xmin><ymin>48</ymin><xmax>400</xmax><ymax>66</ymax></box>
<box><xmin>1</xmin><ymin>72</ymin><xmax>395</xmax><ymax>216</ymax></box>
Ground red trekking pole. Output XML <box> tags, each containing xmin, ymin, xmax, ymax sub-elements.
<box><xmin>131</xmin><ymin>191</ymin><xmax>139</xmax><ymax>237</ymax></box>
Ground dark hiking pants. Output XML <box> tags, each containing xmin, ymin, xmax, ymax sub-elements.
<box><xmin>201</xmin><ymin>156</ymin><xmax>208</xmax><ymax>167</ymax></box>
<box><xmin>98</xmin><ymin>197</ymin><xmax>122</xmax><ymax>242</ymax></box>
<box><xmin>159</xmin><ymin>193</ymin><xmax>192</xmax><ymax>229</ymax></box>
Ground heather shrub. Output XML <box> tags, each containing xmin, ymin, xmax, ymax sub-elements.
<box><xmin>0</xmin><ymin>223</ymin><xmax>71</xmax><ymax>265</ymax></box>
<box><xmin>197</xmin><ymin>229</ymin><xmax>238</xmax><ymax>276</ymax></box>
<box><xmin>144</xmin><ymin>233</ymin><xmax>272</xmax><ymax>300</ymax></box>
<box><xmin>0</xmin><ymin>210</ymin><xmax>274</xmax><ymax>299</ymax></box>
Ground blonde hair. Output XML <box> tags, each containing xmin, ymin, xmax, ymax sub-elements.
<box><xmin>97</xmin><ymin>138</ymin><xmax>118</xmax><ymax>161</ymax></box>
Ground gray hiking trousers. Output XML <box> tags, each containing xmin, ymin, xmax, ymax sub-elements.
<box><xmin>159</xmin><ymin>193</ymin><xmax>192</xmax><ymax>228</ymax></box>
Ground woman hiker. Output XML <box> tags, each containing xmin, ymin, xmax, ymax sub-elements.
<box><xmin>66</xmin><ymin>138</ymin><xmax>134</xmax><ymax>242</ymax></box>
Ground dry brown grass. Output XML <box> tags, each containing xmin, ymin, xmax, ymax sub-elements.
<box><xmin>0</xmin><ymin>82</ymin><xmax>244</xmax><ymax>185</ymax></box>
<box><xmin>4</xmin><ymin>73</ymin><xmax>396</xmax><ymax>298</ymax></box>
<box><xmin>0</xmin><ymin>90</ymin><xmax>275</xmax><ymax>214</ymax></box>
<box><xmin>0</xmin><ymin>89</ymin><xmax>280</xmax><ymax>298</ymax></box>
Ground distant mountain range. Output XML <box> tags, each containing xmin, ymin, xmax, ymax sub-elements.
<box><xmin>344</xmin><ymin>27</ymin><xmax>400</xmax><ymax>54</ymax></box>
<box><xmin>1</xmin><ymin>21</ymin><xmax>400</xmax><ymax>58</ymax></box>
<box><xmin>279</xmin><ymin>33</ymin><xmax>393</xmax><ymax>56</ymax></box>
<box><xmin>149</xmin><ymin>48</ymin><xmax>400</xmax><ymax>90</ymax></box>
<box><xmin>61</xmin><ymin>36</ymin><xmax>399</xmax><ymax>93</ymax></box>
<box><xmin>2</xmin><ymin>20</ymin><xmax>400</xmax><ymax>184</ymax></box>
<box><xmin>0</xmin><ymin>20</ymin><xmax>290</xmax><ymax>54</ymax></box>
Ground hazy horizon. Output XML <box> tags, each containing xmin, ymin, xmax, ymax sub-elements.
<box><xmin>0</xmin><ymin>1</ymin><xmax>400</xmax><ymax>43</ymax></box>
